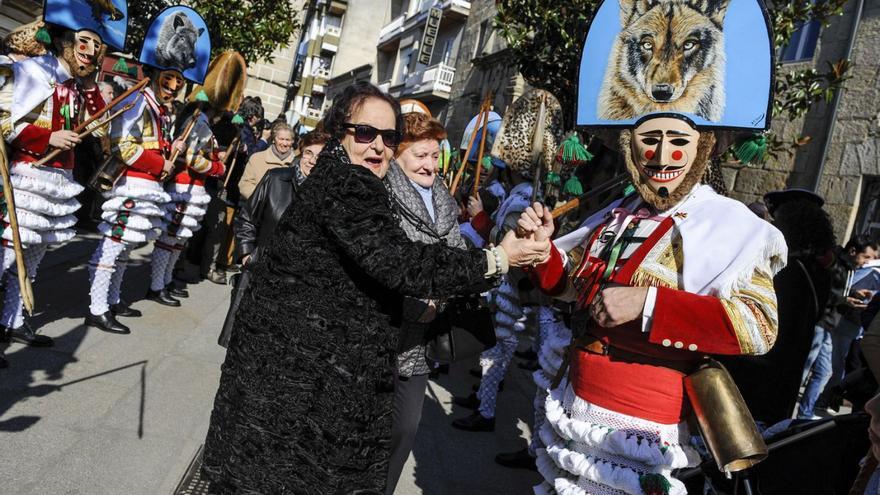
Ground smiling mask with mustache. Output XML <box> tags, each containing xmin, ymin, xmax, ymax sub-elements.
<box><xmin>619</xmin><ymin>116</ymin><xmax>716</xmax><ymax>210</ymax></box>
<box><xmin>152</xmin><ymin>70</ymin><xmax>185</xmax><ymax>103</ymax></box>
<box><xmin>60</xmin><ymin>30</ymin><xmax>104</xmax><ymax>78</ymax></box>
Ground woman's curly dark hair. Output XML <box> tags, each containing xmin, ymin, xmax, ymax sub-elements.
<box><xmin>238</xmin><ymin>97</ymin><xmax>264</xmax><ymax>122</ymax></box>
<box><xmin>773</xmin><ymin>199</ymin><xmax>836</xmax><ymax>255</ymax></box>
<box><xmin>321</xmin><ymin>81</ymin><xmax>402</xmax><ymax>140</ymax></box>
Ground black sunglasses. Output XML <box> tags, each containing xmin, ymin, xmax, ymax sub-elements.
<box><xmin>343</xmin><ymin>123</ymin><xmax>402</xmax><ymax>147</ymax></box>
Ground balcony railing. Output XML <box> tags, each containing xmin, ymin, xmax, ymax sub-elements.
<box><xmin>402</xmin><ymin>62</ymin><xmax>456</xmax><ymax>96</ymax></box>
<box><xmin>377</xmin><ymin>15</ymin><xmax>405</xmax><ymax>45</ymax></box>
<box><xmin>312</xmin><ymin>66</ymin><xmax>331</xmax><ymax>79</ymax></box>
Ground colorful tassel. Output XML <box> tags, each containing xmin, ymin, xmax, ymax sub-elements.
<box><xmin>733</xmin><ymin>134</ymin><xmax>767</xmax><ymax>164</ymax></box>
<box><xmin>639</xmin><ymin>473</ymin><xmax>672</xmax><ymax>495</ymax></box>
<box><xmin>35</xmin><ymin>27</ymin><xmax>51</xmax><ymax>45</ymax></box>
<box><xmin>545</xmin><ymin>171</ymin><xmax>561</xmax><ymax>186</ymax></box>
<box><xmin>195</xmin><ymin>90</ymin><xmax>210</xmax><ymax>102</ymax></box>
<box><xmin>231</xmin><ymin>114</ymin><xmax>245</xmax><ymax>125</ymax></box>
<box><xmin>623</xmin><ymin>183</ymin><xmax>636</xmax><ymax>197</ymax></box>
<box><xmin>481</xmin><ymin>155</ymin><xmax>493</xmax><ymax>171</ymax></box>
<box><xmin>556</xmin><ymin>134</ymin><xmax>594</xmax><ymax>166</ymax></box>
<box><xmin>563</xmin><ymin>176</ymin><xmax>583</xmax><ymax>196</ymax></box>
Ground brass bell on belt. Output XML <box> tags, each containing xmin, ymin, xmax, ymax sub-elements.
<box><xmin>684</xmin><ymin>359</ymin><xmax>768</xmax><ymax>475</ymax></box>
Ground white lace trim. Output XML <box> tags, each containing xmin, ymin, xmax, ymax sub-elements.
<box><xmin>10</xmin><ymin>162</ymin><xmax>84</xmax><ymax>199</ymax></box>
<box><xmin>167</xmin><ymin>183</ymin><xmax>211</xmax><ymax>205</ymax></box>
<box><xmin>545</xmin><ymin>384</ymin><xmax>699</xmax><ymax>470</ymax></box>
<box><xmin>106</xmin><ymin>176</ymin><xmax>171</xmax><ymax>203</ymax></box>
<box><xmin>540</xmin><ymin>423</ymin><xmax>687</xmax><ymax>495</ymax></box>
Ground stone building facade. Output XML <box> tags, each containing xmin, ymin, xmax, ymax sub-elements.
<box><xmin>0</xmin><ymin>0</ymin><xmax>41</xmax><ymax>38</ymax></box>
<box><xmin>721</xmin><ymin>0</ymin><xmax>880</xmax><ymax>242</ymax></box>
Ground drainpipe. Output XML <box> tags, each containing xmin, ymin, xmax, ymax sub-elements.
<box><xmin>809</xmin><ymin>0</ymin><xmax>865</xmax><ymax>192</ymax></box>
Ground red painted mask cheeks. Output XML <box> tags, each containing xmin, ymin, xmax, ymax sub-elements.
<box><xmin>155</xmin><ymin>71</ymin><xmax>185</xmax><ymax>103</ymax></box>
<box><xmin>67</xmin><ymin>30</ymin><xmax>103</xmax><ymax>77</ymax></box>
<box><xmin>631</xmin><ymin>117</ymin><xmax>700</xmax><ymax>193</ymax></box>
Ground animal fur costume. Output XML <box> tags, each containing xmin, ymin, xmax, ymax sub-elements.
<box><xmin>529</xmin><ymin>1</ymin><xmax>781</xmax><ymax>493</ymax></box>
<box><xmin>0</xmin><ymin>1</ymin><xmax>124</xmax><ymax>332</ymax></box>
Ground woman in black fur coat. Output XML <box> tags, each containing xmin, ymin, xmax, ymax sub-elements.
<box><xmin>201</xmin><ymin>82</ymin><xmax>550</xmax><ymax>494</ymax></box>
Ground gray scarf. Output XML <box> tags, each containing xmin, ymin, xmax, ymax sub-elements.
<box><xmin>384</xmin><ymin>160</ymin><xmax>463</xmax><ymax>249</ymax></box>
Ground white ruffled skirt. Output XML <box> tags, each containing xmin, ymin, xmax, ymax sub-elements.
<box><xmin>160</xmin><ymin>182</ymin><xmax>211</xmax><ymax>240</ymax></box>
<box><xmin>97</xmin><ymin>176</ymin><xmax>170</xmax><ymax>244</ymax></box>
<box><xmin>534</xmin><ymin>381</ymin><xmax>701</xmax><ymax>495</ymax></box>
<box><xmin>2</xmin><ymin>162</ymin><xmax>84</xmax><ymax>245</ymax></box>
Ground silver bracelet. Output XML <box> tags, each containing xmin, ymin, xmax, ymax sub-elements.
<box><xmin>493</xmin><ymin>247</ymin><xmax>502</xmax><ymax>274</ymax></box>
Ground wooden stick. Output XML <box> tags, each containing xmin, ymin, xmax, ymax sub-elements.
<box><xmin>222</xmin><ymin>137</ymin><xmax>243</xmax><ymax>190</ymax></box>
<box><xmin>0</xmin><ymin>139</ymin><xmax>34</xmax><ymax>314</ymax></box>
<box><xmin>33</xmin><ymin>99</ymin><xmax>140</xmax><ymax>167</ymax></box>
<box><xmin>550</xmin><ymin>172</ymin><xmax>630</xmax><ymax>219</ymax></box>
<box><xmin>529</xmin><ymin>94</ymin><xmax>548</xmax><ymax>204</ymax></box>
<box><xmin>450</xmin><ymin>97</ymin><xmax>490</xmax><ymax>196</ymax></box>
<box><xmin>74</xmin><ymin>78</ymin><xmax>150</xmax><ymax>134</ymax></box>
<box><xmin>471</xmin><ymin>101</ymin><xmax>492</xmax><ymax>198</ymax></box>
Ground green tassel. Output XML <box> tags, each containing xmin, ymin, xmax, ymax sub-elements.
<box><xmin>733</xmin><ymin>134</ymin><xmax>767</xmax><ymax>165</ymax></box>
<box><xmin>60</xmin><ymin>104</ymin><xmax>72</xmax><ymax>130</ymax></box>
<box><xmin>556</xmin><ymin>134</ymin><xmax>594</xmax><ymax>166</ymax></box>
<box><xmin>195</xmin><ymin>90</ymin><xmax>210</xmax><ymax>102</ymax></box>
<box><xmin>639</xmin><ymin>473</ymin><xmax>672</xmax><ymax>495</ymax></box>
<box><xmin>112</xmin><ymin>58</ymin><xmax>129</xmax><ymax>74</ymax></box>
<box><xmin>563</xmin><ymin>176</ymin><xmax>583</xmax><ymax>195</ymax></box>
<box><xmin>481</xmin><ymin>156</ymin><xmax>493</xmax><ymax>171</ymax></box>
<box><xmin>231</xmin><ymin>114</ymin><xmax>245</xmax><ymax>125</ymax></box>
<box><xmin>35</xmin><ymin>27</ymin><xmax>51</xmax><ymax>45</ymax></box>
<box><xmin>623</xmin><ymin>183</ymin><xmax>636</xmax><ymax>197</ymax></box>
<box><xmin>545</xmin><ymin>171</ymin><xmax>561</xmax><ymax>186</ymax></box>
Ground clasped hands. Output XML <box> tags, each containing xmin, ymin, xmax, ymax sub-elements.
<box><xmin>499</xmin><ymin>202</ymin><xmax>554</xmax><ymax>268</ymax></box>
<box><xmin>503</xmin><ymin>202</ymin><xmax>648</xmax><ymax>327</ymax></box>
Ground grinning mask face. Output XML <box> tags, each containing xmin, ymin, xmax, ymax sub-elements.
<box><xmin>153</xmin><ymin>70</ymin><xmax>185</xmax><ymax>103</ymax></box>
<box><xmin>620</xmin><ymin>116</ymin><xmax>716</xmax><ymax>210</ymax></box>
<box><xmin>61</xmin><ymin>30</ymin><xmax>104</xmax><ymax>78</ymax></box>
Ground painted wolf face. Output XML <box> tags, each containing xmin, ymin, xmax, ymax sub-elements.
<box><xmin>599</xmin><ymin>0</ymin><xmax>729</xmax><ymax>121</ymax></box>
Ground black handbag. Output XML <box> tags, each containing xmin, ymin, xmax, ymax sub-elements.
<box><xmin>425</xmin><ymin>295</ymin><xmax>496</xmax><ymax>364</ymax></box>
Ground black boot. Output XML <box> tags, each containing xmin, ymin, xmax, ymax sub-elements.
<box><xmin>451</xmin><ymin>411</ymin><xmax>495</xmax><ymax>432</ymax></box>
<box><xmin>84</xmin><ymin>312</ymin><xmax>131</xmax><ymax>334</ymax></box>
<box><xmin>8</xmin><ymin>321</ymin><xmax>54</xmax><ymax>347</ymax></box>
<box><xmin>166</xmin><ymin>284</ymin><xmax>189</xmax><ymax>298</ymax></box>
<box><xmin>514</xmin><ymin>349</ymin><xmax>538</xmax><ymax>360</ymax></box>
<box><xmin>0</xmin><ymin>349</ymin><xmax>8</xmax><ymax>369</ymax></box>
<box><xmin>453</xmin><ymin>393</ymin><xmax>480</xmax><ymax>410</ymax></box>
<box><xmin>146</xmin><ymin>288</ymin><xmax>181</xmax><ymax>307</ymax></box>
<box><xmin>495</xmin><ymin>448</ymin><xmax>537</xmax><ymax>471</ymax></box>
<box><xmin>111</xmin><ymin>299</ymin><xmax>142</xmax><ymax>318</ymax></box>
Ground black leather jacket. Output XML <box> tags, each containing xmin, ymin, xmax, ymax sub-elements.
<box><xmin>234</xmin><ymin>165</ymin><xmax>301</xmax><ymax>262</ymax></box>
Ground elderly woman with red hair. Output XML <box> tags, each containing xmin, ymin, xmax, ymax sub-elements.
<box><xmin>383</xmin><ymin>112</ymin><xmax>462</xmax><ymax>492</ymax></box>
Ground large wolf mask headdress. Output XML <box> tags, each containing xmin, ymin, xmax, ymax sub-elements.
<box><xmin>576</xmin><ymin>0</ymin><xmax>774</xmax><ymax>208</ymax></box>
<box><xmin>138</xmin><ymin>6</ymin><xmax>211</xmax><ymax>84</ymax></box>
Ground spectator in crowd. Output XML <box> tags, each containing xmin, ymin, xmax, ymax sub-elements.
<box><xmin>799</xmin><ymin>235</ymin><xmax>878</xmax><ymax>419</ymax></box>
<box><xmin>237</xmin><ymin>121</ymin><xmax>296</xmax><ymax>201</ymax></box>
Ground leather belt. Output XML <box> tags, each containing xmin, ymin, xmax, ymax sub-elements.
<box><xmin>551</xmin><ymin>334</ymin><xmax>694</xmax><ymax>388</ymax></box>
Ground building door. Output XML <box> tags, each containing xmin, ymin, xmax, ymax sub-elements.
<box><xmin>855</xmin><ymin>176</ymin><xmax>880</xmax><ymax>241</ymax></box>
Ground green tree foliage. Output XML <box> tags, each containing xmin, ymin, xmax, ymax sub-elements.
<box><xmin>125</xmin><ymin>0</ymin><xmax>299</xmax><ymax>64</ymax></box>
<box><xmin>496</xmin><ymin>0</ymin><xmax>851</xmax><ymax>160</ymax></box>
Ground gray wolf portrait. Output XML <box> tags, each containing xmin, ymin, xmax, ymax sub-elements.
<box><xmin>598</xmin><ymin>0</ymin><xmax>730</xmax><ymax>122</ymax></box>
<box><xmin>154</xmin><ymin>12</ymin><xmax>205</xmax><ymax>72</ymax></box>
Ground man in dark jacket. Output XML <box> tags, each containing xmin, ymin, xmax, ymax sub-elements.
<box><xmin>218</xmin><ymin>130</ymin><xmax>328</xmax><ymax>346</ymax></box>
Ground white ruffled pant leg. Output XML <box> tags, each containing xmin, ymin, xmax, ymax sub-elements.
<box><xmin>163</xmin><ymin>248</ymin><xmax>182</xmax><ymax>287</ymax></box>
<box><xmin>149</xmin><ymin>234</ymin><xmax>176</xmax><ymax>292</ymax></box>
<box><xmin>0</xmin><ymin>246</ymin><xmax>15</xmax><ymax>283</ymax></box>
<box><xmin>477</xmin><ymin>323</ymin><xmax>521</xmax><ymax>419</ymax></box>
<box><xmin>89</xmin><ymin>238</ymin><xmax>129</xmax><ymax>316</ymax></box>
<box><xmin>1</xmin><ymin>243</ymin><xmax>48</xmax><ymax>328</ymax></box>
<box><xmin>107</xmin><ymin>248</ymin><xmax>130</xmax><ymax>307</ymax></box>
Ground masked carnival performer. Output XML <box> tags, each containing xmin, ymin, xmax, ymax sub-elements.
<box><xmin>518</xmin><ymin>1</ymin><xmax>785</xmax><ymax>493</ymax></box>
<box><xmin>85</xmin><ymin>6</ymin><xmax>209</xmax><ymax>334</ymax></box>
<box><xmin>453</xmin><ymin>90</ymin><xmax>563</xmax><ymax>431</ymax></box>
<box><xmin>0</xmin><ymin>0</ymin><xmax>127</xmax><ymax>346</ymax></box>
<box><xmin>147</xmin><ymin>51</ymin><xmax>242</xmax><ymax>306</ymax></box>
